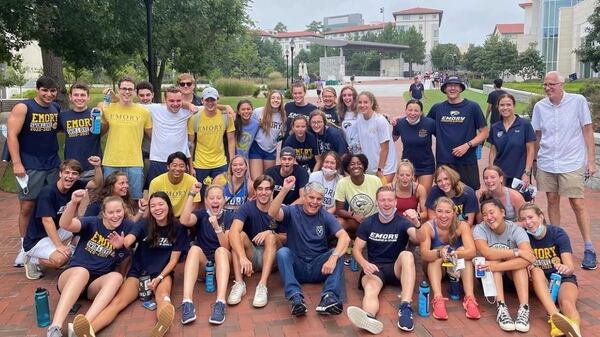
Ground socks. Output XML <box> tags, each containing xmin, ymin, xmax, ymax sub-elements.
<box><xmin>584</xmin><ymin>242</ymin><xmax>594</xmax><ymax>251</ymax></box>
<box><xmin>182</xmin><ymin>299</ymin><xmax>192</xmax><ymax>304</ymax></box>
<box><xmin>163</xmin><ymin>296</ymin><xmax>171</xmax><ymax>302</ymax></box>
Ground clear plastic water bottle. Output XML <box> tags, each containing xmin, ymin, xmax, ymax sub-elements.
<box><xmin>349</xmin><ymin>256</ymin><xmax>359</xmax><ymax>272</ymax></box>
<box><xmin>205</xmin><ymin>261</ymin><xmax>216</xmax><ymax>293</ymax></box>
<box><xmin>549</xmin><ymin>273</ymin><xmax>562</xmax><ymax>303</ymax></box>
<box><xmin>90</xmin><ymin>108</ymin><xmax>102</xmax><ymax>135</ymax></box>
<box><xmin>103</xmin><ymin>92</ymin><xmax>112</xmax><ymax>106</ymax></box>
<box><xmin>35</xmin><ymin>287</ymin><xmax>51</xmax><ymax>327</ymax></box>
<box><xmin>418</xmin><ymin>281</ymin><xmax>430</xmax><ymax>317</ymax></box>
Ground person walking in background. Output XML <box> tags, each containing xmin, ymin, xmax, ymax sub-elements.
<box><xmin>485</xmin><ymin>79</ymin><xmax>507</xmax><ymax>127</ymax></box>
<box><xmin>408</xmin><ymin>76</ymin><xmax>425</xmax><ymax>101</ymax></box>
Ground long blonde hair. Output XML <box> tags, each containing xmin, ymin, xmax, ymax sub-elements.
<box><xmin>433</xmin><ymin>196</ymin><xmax>458</xmax><ymax>246</ymax></box>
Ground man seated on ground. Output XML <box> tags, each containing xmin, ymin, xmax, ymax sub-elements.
<box><xmin>227</xmin><ymin>175</ymin><xmax>286</xmax><ymax>308</ymax></box>
<box><xmin>22</xmin><ymin>157</ymin><xmax>102</xmax><ymax>279</ymax></box>
<box><xmin>269</xmin><ymin>178</ymin><xmax>350</xmax><ymax>316</ymax></box>
<box><xmin>265</xmin><ymin>146</ymin><xmax>309</xmax><ymax>205</ymax></box>
<box><xmin>347</xmin><ymin>185</ymin><xmax>420</xmax><ymax>334</ymax></box>
<box><xmin>149</xmin><ymin>151</ymin><xmax>201</xmax><ymax>217</ymax></box>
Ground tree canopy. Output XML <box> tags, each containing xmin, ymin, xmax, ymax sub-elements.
<box><xmin>577</xmin><ymin>1</ymin><xmax>600</xmax><ymax>72</ymax></box>
<box><xmin>273</xmin><ymin>22</ymin><xmax>287</xmax><ymax>33</ymax></box>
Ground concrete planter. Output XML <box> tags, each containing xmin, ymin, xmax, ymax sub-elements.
<box><xmin>587</xmin><ymin>133</ymin><xmax>600</xmax><ymax>190</ymax></box>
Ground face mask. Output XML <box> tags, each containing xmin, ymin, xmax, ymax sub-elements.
<box><xmin>527</xmin><ymin>224</ymin><xmax>545</xmax><ymax>237</ymax></box>
<box><xmin>407</xmin><ymin>117</ymin><xmax>421</xmax><ymax>125</ymax></box>
<box><xmin>207</xmin><ymin>207</ymin><xmax>224</xmax><ymax>219</ymax></box>
<box><xmin>322</xmin><ymin>168</ymin><xmax>337</xmax><ymax>178</ymax></box>
<box><xmin>378</xmin><ymin>206</ymin><xmax>397</xmax><ymax>222</ymax></box>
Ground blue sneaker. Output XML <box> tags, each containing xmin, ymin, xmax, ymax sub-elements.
<box><xmin>316</xmin><ymin>293</ymin><xmax>343</xmax><ymax>315</ymax></box>
<box><xmin>581</xmin><ymin>249</ymin><xmax>597</xmax><ymax>270</ymax></box>
<box><xmin>208</xmin><ymin>301</ymin><xmax>226</xmax><ymax>325</ymax></box>
<box><xmin>397</xmin><ymin>301</ymin><xmax>414</xmax><ymax>332</ymax></box>
<box><xmin>448</xmin><ymin>276</ymin><xmax>461</xmax><ymax>300</ymax></box>
<box><xmin>290</xmin><ymin>294</ymin><xmax>307</xmax><ymax>316</ymax></box>
<box><xmin>180</xmin><ymin>302</ymin><xmax>196</xmax><ymax>324</ymax></box>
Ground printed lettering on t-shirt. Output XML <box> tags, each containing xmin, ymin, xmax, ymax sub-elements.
<box><xmin>274</xmin><ymin>184</ymin><xmax>295</xmax><ymax>192</ymax></box>
<box><xmin>369</xmin><ymin>232</ymin><xmax>399</xmax><ymax>242</ymax></box>
<box><xmin>86</xmin><ymin>232</ymin><xmax>115</xmax><ymax>258</ymax></box>
<box><xmin>490</xmin><ymin>242</ymin><xmax>510</xmax><ymax>250</ymax></box>
<box><xmin>295</xmin><ymin>148</ymin><xmax>313</xmax><ymax>161</ymax></box>
<box><xmin>533</xmin><ymin>246</ymin><xmax>561</xmax><ymax>270</ymax></box>
<box><xmin>66</xmin><ymin>118</ymin><xmax>92</xmax><ymax>137</ymax></box>
<box><xmin>30</xmin><ymin>113</ymin><xmax>59</xmax><ymax>131</ymax></box>
<box><xmin>166</xmin><ymin>190</ymin><xmax>188</xmax><ymax>199</ymax></box>
<box><xmin>199</xmin><ymin>123</ymin><xmax>223</xmax><ymax>134</ymax></box>
<box><xmin>109</xmin><ymin>113</ymin><xmax>142</xmax><ymax>122</ymax></box>
<box><xmin>440</xmin><ymin>110</ymin><xmax>466</xmax><ymax>123</ymax></box>
<box><xmin>142</xmin><ymin>237</ymin><xmax>172</xmax><ymax>247</ymax></box>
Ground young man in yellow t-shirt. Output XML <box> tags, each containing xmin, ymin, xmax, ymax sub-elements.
<box><xmin>101</xmin><ymin>76</ymin><xmax>152</xmax><ymax>201</ymax></box>
<box><xmin>149</xmin><ymin>151</ymin><xmax>201</xmax><ymax>217</ymax></box>
<box><xmin>187</xmin><ymin>87</ymin><xmax>235</xmax><ymax>185</ymax></box>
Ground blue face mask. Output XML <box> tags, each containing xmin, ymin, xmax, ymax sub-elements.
<box><xmin>527</xmin><ymin>224</ymin><xmax>545</xmax><ymax>237</ymax></box>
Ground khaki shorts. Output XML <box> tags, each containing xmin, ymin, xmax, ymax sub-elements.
<box><xmin>536</xmin><ymin>167</ymin><xmax>585</xmax><ymax>198</ymax></box>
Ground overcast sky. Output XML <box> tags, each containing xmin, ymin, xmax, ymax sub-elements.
<box><xmin>249</xmin><ymin>0</ymin><xmax>525</xmax><ymax>46</ymax></box>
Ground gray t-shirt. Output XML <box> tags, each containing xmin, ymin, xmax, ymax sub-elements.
<box><xmin>473</xmin><ymin>220</ymin><xmax>529</xmax><ymax>250</ymax></box>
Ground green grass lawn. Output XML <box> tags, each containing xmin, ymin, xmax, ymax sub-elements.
<box><xmin>503</xmin><ymin>80</ymin><xmax>597</xmax><ymax>95</ymax></box>
<box><xmin>403</xmin><ymin>89</ymin><xmax>528</xmax><ymax>120</ymax></box>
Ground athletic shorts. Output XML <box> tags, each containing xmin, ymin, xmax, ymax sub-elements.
<box><xmin>248</xmin><ymin>142</ymin><xmax>276</xmax><ymax>160</ymax></box>
<box><xmin>57</xmin><ymin>268</ymin><xmax>105</xmax><ymax>300</ymax></box>
<box><xmin>25</xmin><ymin>228</ymin><xmax>73</xmax><ymax>264</ymax></box>
<box><xmin>358</xmin><ymin>262</ymin><xmax>400</xmax><ymax>289</ymax></box>
<box><xmin>544</xmin><ymin>273</ymin><xmax>578</xmax><ymax>287</ymax></box>
<box><xmin>444</xmin><ymin>163</ymin><xmax>480</xmax><ymax>190</ymax></box>
<box><xmin>17</xmin><ymin>168</ymin><xmax>58</xmax><ymax>200</ymax></box>
<box><xmin>194</xmin><ymin>165</ymin><xmax>228</xmax><ymax>186</ymax></box>
<box><xmin>251</xmin><ymin>245</ymin><xmax>265</xmax><ymax>272</ymax></box>
<box><xmin>536</xmin><ymin>167</ymin><xmax>585</xmax><ymax>198</ymax></box>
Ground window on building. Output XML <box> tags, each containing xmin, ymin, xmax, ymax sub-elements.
<box><xmin>419</xmin><ymin>24</ymin><xmax>423</xmax><ymax>31</ymax></box>
<box><xmin>433</xmin><ymin>29</ymin><xmax>439</xmax><ymax>38</ymax></box>
<box><xmin>403</xmin><ymin>15</ymin><xmax>410</xmax><ymax>20</ymax></box>
<box><xmin>418</xmin><ymin>15</ymin><xmax>424</xmax><ymax>20</ymax></box>
<box><xmin>398</xmin><ymin>25</ymin><xmax>406</xmax><ymax>32</ymax></box>
<box><xmin>432</xmin><ymin>14</ymin><xmax>437</xmax><ymax>19</ymax></box>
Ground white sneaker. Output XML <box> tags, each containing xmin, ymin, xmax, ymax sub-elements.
<box><xmin>496</xmin><ymin>302</ymin><xmax>515</xmax><ymax>332</ymax></box>
<box><xmin>252</xmin><ymin>284</ymin><xmax>268</xmax><ymax>308</ymax></box>
<box><xmin>347</xmin><ymin>306</ymin><xmax>383</xmax><ymax>334</ymax></box>
<box><xmin>514</xmin><ymin>304</ymin><xmax>530</xmax><ymax>333</ymax></box>
<box><xmin>24</xmin><ymin>255</ymin><xmax>43</xmax><ymax>280</ymax></box>
<box><xmin>226</xmin><ymin>281</ymin><xmax>246</xmax><ymax>305</ymax></box>
<box><xmin>14</xmin><ymin>248</ymin><xmax>25</xmax><ymax>267</ymax></box>
<box><xmin>67</xmin><ymin>323</ymin><xmax>74</xmax><ymax>337</ymax></box>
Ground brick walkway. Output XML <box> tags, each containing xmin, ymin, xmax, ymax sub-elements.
<box><xmin>1</xmin><ymin>84</ymin><xmax>600</xmax><ymax>337</ymax></box>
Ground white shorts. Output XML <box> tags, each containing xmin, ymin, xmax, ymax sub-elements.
<box><xmin>25</xmin><ymin>228</ymin><xmax>73</xmax><ymax>264</ymax></box>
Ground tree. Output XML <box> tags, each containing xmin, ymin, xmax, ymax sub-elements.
<box><xmin>461</xmin><ymin>44</ymin><xmax>483</xmax><ymax>73</ymax></box>
<box><xmin>398</xmin><ymin>26</ymin><xmax>426</xmax><ymax>77</ymax></box>
<box><xmin>517</xmin><ymin>44</ymin><xmax>545</xmax><ymax>80</ymax></box>
<box><xmin>577</xmin><ymin>1</ymin><xmax>600</xmax><ymax>72</ymax></box>
<box><xmin>306</xmin><ymin>20</ymin><xmax>323</xmax><ymax>33</ymax></box>
<box><xmin>431</xmin><ymin>43</ymin><xmax>461</xmax><ymax>71</ymax></box>
<box><xmin>471</xmin><ymin>35</ymin><xmax>518</xmax><ymax>79</ymax></box>
<box><xmin>274</xmin><ymin>22</ymin><xmax>287</xmax><ymax>33</ymax></box>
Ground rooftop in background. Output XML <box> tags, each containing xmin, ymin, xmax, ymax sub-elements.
<box><xmin>302</xmin><ymin>36</ymin><xmax>408</xmax><ymax>52</ymax></box>
<box><xmin>392</xmin><ymin>7</ymin><xmax>444</xmax><ymax>25</ymax></box>
<box><xmin>494</xmin><ymin>23</ymin><xmax>525</xmax><ymax>35</ymax></box>
<box><xmin>259</xmin><ymin>30</ymin><xmax>321</xmax><ymax>38</ymax></box>
<box><xmin>322</xmin><ymin>22</ymin><xmax>390</xmax><ymax>35</ymax></box>
<box><xmin>519</xmin><ymin>1</ymin><xmax>533</xmax><ymax>9</ymax></box>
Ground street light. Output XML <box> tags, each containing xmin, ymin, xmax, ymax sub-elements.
<box><xmin>285</xmin><ymin>49</ymin><xmax>289</xmax><ymax>89</ymax></box>
<box><xmin>143</xmin><ymin>0</ymin><xmax>156</xmax><ymax>102</ymax></box>
<box><xmin>290</xmin><ymin>39</ymin><xmax>295</xmax><ymax>82</ymax></box>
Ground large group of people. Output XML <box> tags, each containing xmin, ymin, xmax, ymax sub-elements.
<box><xmin>6</xmin><ymin>70</ymin><xmax>595</xmax><ymax>337</ymax></box>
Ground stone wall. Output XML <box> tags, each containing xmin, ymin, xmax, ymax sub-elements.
<box><xmin>586</xmin><ymin>133</ymin><xmax>600</xmax><ymax>190</ymax></box>
<box><xmin>483</xmin><ymin>84</ymin><xmax>542</xmax><ymax>104</ymax></box>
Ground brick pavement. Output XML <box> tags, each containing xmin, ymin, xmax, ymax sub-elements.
<box><xmin>1</xmin><ymin>85</ymin><xmax>600</xmax><ymax>337</ymax></box>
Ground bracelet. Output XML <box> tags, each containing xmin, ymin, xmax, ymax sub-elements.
<box><xmin>438</xmin><ymin>250</ymin><xmax>442</xmax><ymax>258</ymax></box>
<box><xmin>214</xmin><ymin>228</ymin><xmax>223</xmax><ymax>234</ymax></box>
<box><xmin>188</xmin><ymin>192</ymin><xmax>197</xmax><ymax>197</ymax></box>
<box><xmin>157</xmin><ymin>275</ymin><xmax>164</xmax><ymax>281</ymax></box>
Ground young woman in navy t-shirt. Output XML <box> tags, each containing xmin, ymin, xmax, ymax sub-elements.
<box><xmin>426</xmin><ymin>165</ymin><xmax>479</xmax><ymax>226</ymax></box>
<box><xmin>71</xmin><ymin>192</ymin><xmax>187</xmax><ymax>337</ymax></box>
<box><xmin>283</xmin><ymin>115</ymin><xmax>322</xmax><ymax>173</ymax></box>
<box><xmin>45</xmin><ymin>193</ymin><xmax>133</xmax><ymax>337</ymax></box>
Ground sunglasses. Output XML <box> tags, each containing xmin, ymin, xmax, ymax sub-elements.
<box><xmin>179</xmin><ymin>82</ymin><xmax>194</xmax><ymax>87</ymax></box>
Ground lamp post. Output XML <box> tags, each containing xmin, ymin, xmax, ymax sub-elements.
<box><xmin>285</xmin><ymin>49</ymin><xmax>289</xmax><ymax>89</ymax></box>
<box><xmin>143</xmin><ymin>0</ymin><xmax>156</xmax><ymax>102</ymax></box>
<box><xmin>290</xmin><ymin>38</ymin><xmax>295</xmax><ymax>83</ymax></box>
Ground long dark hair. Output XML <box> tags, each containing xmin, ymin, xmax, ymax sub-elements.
<box><xmin>90</xmin><ymin>171</ymin><xmax>133</xmax><ymax>216</ymax></box>
<box><xmin>146</xmin><ymin>191</ymin><xmax>178</xmax><ymax>248</ymax></box>
<box><xmin>234</xmin><ymin>99</ymin><xmax>253</xmax><ymax>142</ymax></box>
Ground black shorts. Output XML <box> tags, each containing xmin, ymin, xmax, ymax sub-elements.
<box><xmin>358</xmin><ymin>263</ymin><xmax>399</xmax><ymax>289</ymax></box>
<box><xmin>57</xmin><ymin>268</ymin><xmax>104</xmax><ymax>300</ymax></box>
<box><xmin>316</xmin><ymin>89</ymin><xmax>322</xmax><ymax>96</ymax></box>
<box><xmin>545</xmin><ymin>273</ymin><xmax>578</xmax><ymax>287</ymax></box>
<box><xmin>444</xmin><ymin>163</ymin><xmax>480</xmax><ymax>190</ymax></box>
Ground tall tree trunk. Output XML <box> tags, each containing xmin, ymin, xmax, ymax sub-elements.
<box><xmin>41</xmin><ymin>48</ymin><xmax>67</xmax><ymax>109</ymax></box>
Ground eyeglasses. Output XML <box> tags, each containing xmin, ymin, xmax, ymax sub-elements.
<box><xmin>542</xmin><ymin>82</ymin><xmax>561</xmax><ymax>87</ymax></box>
<box><xmin>119</xmin><ymin>87</ymin><xmax>135</xmax><ymax>92</ymax></box>
<box><xmin>179</xmin><ymin>82</ymin><xmax>194</xmax><ymax>87</ymax></box>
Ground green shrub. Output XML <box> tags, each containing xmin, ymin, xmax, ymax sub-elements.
<box><xmin>579</xmin><ymin>84</ymin><xmax>600</xmax><ymax>132</ymax></box>
<box><xmin>284</xmin><ymin>88</ymin><xmax>292</xmax><ymax>99</ymax></box>
<box><xmin>522</xmin><ymin>95</ymin><xmax>544</xmax><ymax>117</ymax></box>
<box><xmin>252</xmin><ymin>87</ymin><xmax>261</xmax><ymax>98</ymax></box>
<box><xmin>213</xmin><ymin>78</ymin><xmax>256</xmax><ymax>97</ymax></box>
<box><xmin>267</xmin><ymin>78</ymin><xmax>286</xmax><ymax>91</ymax></box>
<box><xmin>267</xmin><ymin>71</ymin><xmax>283</xmax><ymax>80</ymax></box>
<box><xmin>469</xmin><ymin>79</ymin><xmax>486</xmax><ymax>90</ymax></box>
<box><xmin>307</xmin><ymin>83</ymin><xmax>316</xmax><ymax>90</ymax></box>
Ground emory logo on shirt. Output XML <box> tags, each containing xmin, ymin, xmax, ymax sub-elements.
<box><xmin>418</xmin><ymin>128</ymin><xmax>429</xmax><ymax>138</ymax></box>
<box><xmin>369</xmin><ymin>232</ymin><xmax>399</xmax><ymax>242</ymax></box>
<box><xmin>533</xmin><ymin>246</ymin><xmax>561</xmax><ymax>270</ymax></box>
<box><xmin>30</xmin><ymin>112</ymin><xmax>59</xmax><ymax>132</ymax></box>
<box><xmin>315</xmin><ymin>225</ymin><xmax>324</xmax><ymax>238</ymax></box>
<box><xmin>441</xmin><ymin>110</ymin><xmax>466</xmax><ymax>123</ymax></box>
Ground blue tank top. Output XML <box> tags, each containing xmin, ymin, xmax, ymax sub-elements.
<box><xmin>224</xmin><ymin>180</ymin><xmax>248</xmax><ymax>211</ymax></box>
<box><xmin>430</xmin><ymin>219</ymin><xmax>464</xmax><ymax>249</ymax></box>
<box><xmin>17</xmin><ymin>99</ymin><xmax>60</xmax><ymax>170</ymax></box>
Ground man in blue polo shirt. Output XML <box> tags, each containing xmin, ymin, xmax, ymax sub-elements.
<box><xmin>427</xmin><ymin>77</ymin><xmax>488</xmax><ymax>190</ymax></box>
<box><xmin>408</xmin><ymin>76</ymin><xmax>425</xmax><ymax>101</ymax></box>
<box><xmin>269</xmin><ymin>178</ymin><xmax>350</xmax><ymax>317</ymax></box>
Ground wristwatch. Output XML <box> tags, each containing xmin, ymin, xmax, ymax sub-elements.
<box><xmin>377</xmin><ymin>167</ymin><xmax>383</xmax><ymax>172</ymax></box>
<box><xmin>467</xmin><ymin>141</ymin><xmax>474</xmax><ymax>148</ymax></box>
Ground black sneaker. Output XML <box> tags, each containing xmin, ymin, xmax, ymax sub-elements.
<box><xmin>290</xmin><ymin>294</ymin><xmax>307</xmax><ymax>316</ymax></box>
<box><xmin>316</xmin><ymin>293</ymin><xmax>343</xmax><ymax>315</ymax></box>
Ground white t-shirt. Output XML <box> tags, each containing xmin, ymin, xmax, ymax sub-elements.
<box><xmin>309</xmin><ymin>171</ymin><xmax>340</xmax><ymax>210</ymax></box>
<box><xmin>341</xmin><ymin>112</ymin><xmax>360</xmax><ymax>154</ymax></box>
<box><xmin>356</xmin><ymin>113</ymin><xmax>397</xmax><ymax>175</ymax></box>
<box><xmin>252</xmin><ymin>107</ymin><xmax>283</xmax><ymax>153</ymax></box>
<box><xmin>531</xmin><ymin>92</ymin><xmax>592</xmax><ymax>173</ymax></box>
<box><xmin>146</xmin><ymin>104</ymin><xmax>193</xmax><ymax>162</ymax></box>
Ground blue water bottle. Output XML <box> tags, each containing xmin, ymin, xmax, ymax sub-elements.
<box><xmin>549</xmin><ymin>273</ymin><xmax>562</xmax><ymax>302</ymax></box>
<box><xmin>448</xmin><ymin>274</ymin><xmax>461</xmax><ymax>300</ymax></box>
<box><xmin>476</xmin><ymin>144</ymin><xmax>483</xmax><ymax>160</ymax></box>
<box><xmin>90</xmin><ymin>108</ymin><xmax>102</xmax><ymax>135</ymax></box>
<box><xmin>418</xmin><ymin>281</ymin><xmax>430</xmax><ymax>317</ymax></box>
<box><xmin>35</xmin><ymin>287</ymin><xmax>51</xmax><ymax>328</ymax></box>
<box><xmin>350</xmin><ymin>256</ymin><xmax>359</xmax><ymax>272</ymax></box>
<box><xmin>205</xmin><ymin>261</ymin><xmax>216</xmax><ymax>293</ymax></box>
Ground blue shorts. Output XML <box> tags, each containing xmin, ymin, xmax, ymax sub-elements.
<box><xmin>248</xmin><ymin>142</ymin><xmax>276</xmax><ymax>160</ymax></box>
<box><xmin>194</xmin><ymin>165</ymin><xmax>228</xmax><ymax>186</ymax></box>
<box><xmin>147</xmin><ymin>161</ymin><xmax>168</xmax><ymax>186</ymax></box>
<box><xmin>103</xmin><ymin>166</ymin><xmax>144</xmax><ymax>200</ymax></box>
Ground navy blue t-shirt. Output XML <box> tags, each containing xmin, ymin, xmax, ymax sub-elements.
<box><xmin>425</xmin><ymin>185</ymin><xmax>479</xmax><ymax>220</ymax></box>
<box><xmin>486</xmin><ymin>89</ymin><xmax>507</xmax><ymax>126</ymax></box>
<box><xmin>233</xmin><ymin>200</ymin><xmax>282</xmax><ymax>240</ymax></box>
<box><xmin>409</xmin><ymin>83</ymin><xmax>425</xmax><ymax>100</ymax></box>
<box><xmin>23</xmin><ymin>180</ymin><xmax>87</xmax><ymax>251</ymax></box>
<box><xmin>322</xmin><ymin>106</ymin><xmax>340</xmax><ymax>126</ymax></box>
<box><xmin>281</xmin><ymin>204</ymin><xmax>341</xmax><ymax>259</ymax></box>
<box><xmin>60</xmin><ymin>109</ymin><xmax>102</xmax><ymax>172</ymax></box>
<box><xmin>283</xmin><ymin>132</ymin><xmax>320</xmax><ymax>171</ymax></box>
<box><xmin>283</xmin><ymin>102</ymin><xmax>317</xmax><ymax>140</ymax></box>
<box><xmin>488</xmin><ymin>116</ymin><xmax>536</xmax><ymax>179</ymax></box>
<box><xmin>314</xmin><ymin>126</ymin><xmax>348</xmax><ymax>156</ymax></box>
<box><xmin>530</xmin><ymin>225</ymin><xmax>573</xmax><ymax>277</ymax></box>
<box><xmin>392</xmin><ymin>117</ymin><xmax>436</xmax><ymax>175</ymax></box>
<box><xmin>193</xmin><ymin>210</ymin><xmax>233</xmax><ymax>261</ymax></box>
<box><xmin>427</xmin><ymin>99</ymin><xmax>486</xmax><ymax>165</ymax></box>
<box><xmin>356</xmin><ymin>213</ymin><xmax>412</xmax><ymax>264</ymax></box>
<box><xmin>18</xmin><ymin>99</ymin><xmax>61</xmax><ymax>170</ymax></box>
<box><xmin>266</xmin><ymin>165</ymin><xmax>309</xmax><ymax>205</ymax></box>
<box><xmin>68</xmin><ymin>216</ymin><xmax>134</xmax><ymax>275</ymax></box>
<box><xmin>84</xmin><ymin>201</ymin><xmax>102</xmax><ymax>217</ymax></box>
<box><xmin>128</xmin><ymin>221</ymin><xmax>188</xmax><ymax>278</ymax></box>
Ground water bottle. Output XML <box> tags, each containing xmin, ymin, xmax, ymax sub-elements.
<box><xmin>205</xmin><ymin>261</ymin><xmax>216</xmax><ymax>293</ymax></box>
<box><xmin>138</xmin><ymin>274</ymin><xmax>152</xmax><ymax>301</ymax></box>
<box><xmin>350</xmin><ymin>256</ymin><xmax>359</xmax><ymax>272</ymax></box>
<box><xmin>418</xmin><ymin>281</ymin><xmax>430</xmax><ymax>317</ymax></box>
<box><xmin>103</xmin><ymin>92</ymin><xmax>112</xmax><ymax>106</ymax></box>
<box><xmin>549</xmin><ymin>273</ymin><xmax>562</xmax><ymax>303</ymax></box>
<box><xmin>90</xmin><ymin>108</ymin><xmax>102</xmax><ymax>135</ymax></box>
<box><xmin>476</xmin><ymin>144</ymin><xmax>483</xmax><ymax>160</ymax></box>
<box><xmin>34</xmin><ymin>287</ymin><xmax>51</xmax><ymax>328</ymax></box>
<box><xmin>448</xmin><ymin>274</ymin><xmax>461</xmax><ymax>300</ymax></box>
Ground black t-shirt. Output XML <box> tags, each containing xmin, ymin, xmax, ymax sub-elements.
<box><xmin>322</xmin><ymin>106</ymin><xmax>340</xmax><ymax>126</ymax></box>
<box><xmin>487</xmin><ymin>89</ymin><xmax>507</xmax><ymax>126</ymax></box>
<box><xmin>409</xmin><ymin>83</ymin><xmax>425</xmax><ymax>99</ymax></box>
<box><xmin>283</xmin><ymin>102</ymin><xmax>317</xmax><ymax>141</ymax></box>
<box><xmin>233</xmin><ymin>200</ymin><xmax>282</xmax><ymax>240</ymax></box>
<box><xmin>192</xmin><ymin>210</ymin><xmax>233</xmax><ymax>261</ymax></box>
<box><xmin>283</xmin><ymin>132</ymin><xmax>320</xmax><ymax>171</ymax></box>
<box><xmin>265</xmin><ymin>164</ymin><xmax>309</xmax><ymax>205</ymax></box>
<box><xmin>59</xmin><ymin>109</ymin><xmax>102</xmax><ymax>171</ymax></box>
<box><xmin>356</xmin><ymin>213</ymin><xmax>412</xmax><ymax>264</ymax></box>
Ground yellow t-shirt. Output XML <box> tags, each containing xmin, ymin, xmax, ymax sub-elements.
<box><xmin>187</xmin><ymin>109</ymin><xmax>235</xmax><ymax>169</ymax></box>
<box><xmin>149</xmin><ymin>172</ymin><xmax>201</xmax><ymax>217</ymax></box>
<box><xmin>334</xmin><ymin>174</ymin><xmax>382</xmax><ymax>217</ymax></box>
<box><xmin>102</xmin><ymin>103</ymin><xmax>152</xmax><ymax>167</ymax></box>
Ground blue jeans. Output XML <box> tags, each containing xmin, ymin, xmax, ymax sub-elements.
<box><xmin>103</xmin><ymin>166</ymin><xmax>144</xmax><ymax>200</ymax></box>
<box><xmin>276</xmin><ymin>247</ymin><xmax>345</xmax><ymax>301</ymax></box>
